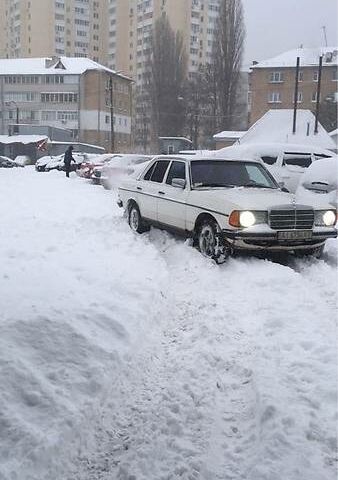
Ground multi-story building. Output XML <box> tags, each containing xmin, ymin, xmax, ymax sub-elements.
<box><xmin>249</xmin><ymin>47</ymin><xmax>338</xmax><ymax>126</ymax></box>
<box><xmin>107</xmin><ymin>0</ymin><xmax>221</xmax><ymax>78</ymax></box>
<box><xmin>0</xmin><ymin>0</ymin><xmax>108</xmax><ymax>64</ymax></box>
<box><xmin>0</xmin><ymin>56</ymin><xmax>133</xmax><ymax>151</ymax></box>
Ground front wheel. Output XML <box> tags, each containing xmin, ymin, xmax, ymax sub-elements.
<box><xmin>128</xmin><ymin>204</ymin><xmax>149</xmax><ymax>234</ymax></box>
<box><xmin>197</xmin><ymin>220</ymin><xmax>230</xmax><ymax>264</ymax></box>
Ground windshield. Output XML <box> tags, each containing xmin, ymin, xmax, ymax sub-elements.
<box><xmin>191</xmin><ymin>160</ymin><xmax>278</xmax><ymax>189</ymax></box>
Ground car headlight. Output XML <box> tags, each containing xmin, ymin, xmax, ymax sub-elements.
<box><xmin>315</xmin><ymin>210</ymin><xmax>336</xmax><ymax>227</ymax></box>
<box><xmin>239</xmin><ymin>211</ymin><xmax>256</xmax><ymax>228</ymax></box>
<box><xmin>229</xmin><ymin>210</ymin><xmax>267</xmax><ymax>228</ymax></box>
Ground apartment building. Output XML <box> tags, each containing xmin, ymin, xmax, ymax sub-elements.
<box><xmin>107</xmin><ymin>0</ymin><xmax>221</xmax><ymax>78</ymax></box>
<box><xmin>0</xmin><ymin>57</ymin><xmax>133</xmax><ymax>151</ymax></box>
<box><xmin>249</xmin><ymin>47</ymin><xmax>338</xmax><ymax>126</ymax></box>
<box><xmin>0</xmin><ymin>0</ymin><xmax>108</xmax><ymax>64</ymax></box>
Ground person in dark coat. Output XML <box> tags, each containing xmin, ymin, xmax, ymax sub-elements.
<box><xmin>64</xmin><ymin>145</ymin><xmax>75</xmax><ymax>177</ymax></box>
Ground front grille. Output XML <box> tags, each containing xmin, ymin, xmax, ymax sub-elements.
<box><xmin>269</xmin><ymin>209</ymin><xmax>314</xmax><ymax>230</ymax></box>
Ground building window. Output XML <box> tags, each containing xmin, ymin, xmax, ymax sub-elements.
<box><xmin>333</xmin><ymin>68</ymin><xmax>338</xmax><ymax>81</ymax></box>
<box><xmin>268</xmin><ymin>92</ymin><xmax>281</xmax><ymax>103</ymax></box>
<box><xmin>311</xmin><ymin>91</ymin><xmax>320</xmax><ymax>103</ymax></box>
<box><xmin>269</xmin><ymin>71</ymin><xmax>284</xmax><ymax>83</ymax></box>
<box><xmin>296</xmin><ymin>91</ymin><xmax>303</xmax><ymax>103</ymax></box>
<box><xmin>313</xmin><ymin>71</ymin><xmax>318</xmax><ymax>82</ymax></box>
<box><xmin>298</xmin><ymin>71</ymin><xmax>303</xmax><ymax>82</ymax></box>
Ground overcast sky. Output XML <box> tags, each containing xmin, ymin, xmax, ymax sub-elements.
<box><xmin>241</xmin><ymin>0</ymin><xmax>338</xmax><ymax>67</ymax></box>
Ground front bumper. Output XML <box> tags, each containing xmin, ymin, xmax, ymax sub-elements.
<box><xmin>222</xmin><ymin>226</ymin><xmax>337</xmax><ymax>251</ymax></box>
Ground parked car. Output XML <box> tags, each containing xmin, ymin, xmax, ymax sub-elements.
<box><xmin>296</xmin><ymin>156</ymin><xmax>338</xmax><ymax>209</ymax></box>
<box><xmin>117</xmin><ymin>155</ymin><xmax>337</xmax><ymax>263</ymax></box>
<box><xmin>44</xmin><ymin>152</ymin><xmax>87</xmax><ymax>172</ymax></box>
<box><xmin>35</xmin><ymin>155</ymin><xmax>62</xmax><ymax>172</ymax></box>
<box><xmin>0</xmin><ymin>156</ymin><xmax>16</xmax><ymax>168</ymax></box>
<box><xmin>100</xmin><ymin>154</ymin><xmax>153</xmax><ymax>189</ymax></box>
<box><xmin>14</xmin><ymin>155</ymin><xmax>31</xmax><ymax>166</ymax></box>
<box><xmin>78</xmin><ymin>153</ymin><xmax>122</xmax><ymax>179</ymax></box>
<box><xmin>215</xmin><ymin>143</ymin><xmax>334</xmax><ymax>193</ymax></box>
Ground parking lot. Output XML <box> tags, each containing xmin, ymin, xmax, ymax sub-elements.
<box><xmin>0</xmin><ymin>166</ymin><xmax>337</xmax><ymax>480</ymax></box>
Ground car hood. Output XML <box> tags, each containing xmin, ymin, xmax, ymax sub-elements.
<box><xmin>191</xmin><ymin>187</ymin><xmax>312</xmax><ymax>210</ymax></box>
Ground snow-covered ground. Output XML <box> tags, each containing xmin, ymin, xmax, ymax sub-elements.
<box><xmin>0</xmin><ymin>167</ymin><xmax>337</xmax><ymax>480</ymax></box>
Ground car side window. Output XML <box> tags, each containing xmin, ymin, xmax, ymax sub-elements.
<box><xmin>149</xmin><ymin>160</ymin><xmax>170</xmax><ymax>183</ymax></box>
<box><xmin>144</xmin><ymin>162</ymin><xmax>156</xmax><ymax>180</ymax></box>
<box><xmin>261</xmin><ymin>156</ymin><xmax>277</xmax><ymax>165</ymax></box>
<box><xmin>166</xmin><ymin>161</ymin><xmax>186</xmax><ymax>185</ymax></box>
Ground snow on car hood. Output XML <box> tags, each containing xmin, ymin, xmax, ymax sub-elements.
<box><xmin>191</xmin><ymin>187</ymin><xmax>314</xmax><ymax>211</ymax></box>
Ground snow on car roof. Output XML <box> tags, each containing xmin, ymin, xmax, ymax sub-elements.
<box><xmin>156</xmin><ymin>154</ymin><xmax>260</xmax><ymax>164</ymax></box>
<box><xmin>216</xmin><ymin>142</ymin><xmax>335</xmax><ymax>158</ymax></box>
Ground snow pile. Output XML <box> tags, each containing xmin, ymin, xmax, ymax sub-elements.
<box><xmin>237</xmin><ymin>110</ymin><xmax>336</xmax><ymax>150</ymax></box>
<box><xmin>0</xmin><ymin>167</ymin><xmax>337</xmax><ymax>480</ymax></box>
<box><xmin>0</xmin><ymin>168</ymin><xmax>168</xmax><ymax>479</ymax></box>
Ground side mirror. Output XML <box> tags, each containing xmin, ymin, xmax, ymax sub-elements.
<box><xmin>278</xmin><ymin>181</ymin><xmax>289</xmax><ymax>193</ymax></box>
<box><xmin>171</xmin><ymin>178</ymin><xmax>186</xmax><ymax>189</ymax></box>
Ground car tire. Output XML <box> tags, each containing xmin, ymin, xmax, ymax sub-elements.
<box><xmin>128</xmin><ymin>204</ymin><xmax>149</xmax><ymax>234</ymax></box>
<box><xmin>294</xmin><ymin>244</ymin><xmax>324</xmax><ymax>259</ymax></box>
<box><xmin>197</xmin><ymin>220</ymin><xmax>230</xmax><ymax>264</ymax></box>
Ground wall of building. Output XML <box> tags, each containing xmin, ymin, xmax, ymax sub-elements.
<box><xmin>0</xmin><ymin>0</ymin><xmax>108</xmax><ymax>64</ymax></box>
<box><xmin>249</xmin><ymin>65</ymin><xmax>338</xmax><ymax>125</ymax></box>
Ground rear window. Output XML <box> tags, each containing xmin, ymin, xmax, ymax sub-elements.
<box><xmin>283</xmin><ymin>155</ymin><xmax>312</xmax><ymax>168</ymax></box>
<box><xmin>261</xmin><ymin>156</ymin><xmax>277</xmax><ymax>165</ymax></box>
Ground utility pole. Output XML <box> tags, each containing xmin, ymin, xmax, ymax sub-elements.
<box><xmin>292</xmin><ymin>57</ymin><xmax>300</xmax><ymax>134</ymax></box>
<box><xmin>108</xmin><ymin>76</ymin><xmax>115</xmax><ymax>152</ymax></box>
<box><xmin>321</xmin><ymin>26</ymin><xmax>328</xmax><ymax>47</ymax></box>
<box><xmin>314</xmin><ymin>55</ymin><xmax>323</xmax><ymax>134</ymax></box>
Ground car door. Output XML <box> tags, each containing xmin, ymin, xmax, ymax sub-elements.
<box><xmin>136</xmin><ymin>160</ymin><xmax>170</xmax><ymax>222</ymax></box>
<box><xmin>157</xmin><ymin>160</ymin><xmax>189</xmax><ymax>231</ymax></box>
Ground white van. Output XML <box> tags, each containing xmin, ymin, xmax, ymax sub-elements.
<box><xmin>215</xmin><ymin>143</ymin><xmax>334</xmax><ymax>193</ymax></box>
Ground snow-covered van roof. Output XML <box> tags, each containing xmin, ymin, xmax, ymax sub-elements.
<box><xmin>0</xmin><ymin>57</ymin><xmax>131</xmax><ymax>80</ymax></box>
<box><xmin>251</xmin><ymin>47</ymin><xmax>338</xmax><ymax>69</ymax></box>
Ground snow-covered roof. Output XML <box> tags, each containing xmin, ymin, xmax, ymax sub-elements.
<box><xmin>251</xmin><ymin>47</ymin><xmax>338</xmax><ymax>69</ymax></box>
<box><xmin>0</xmin><ymin>135</ymin><xmax>48</xmax><ymax>145</ymax></box>
<box><xmin>239</xmin><ymin>110</ymin><xmax>336</xmax><ymax>150</ymax></box>
<box><xmin>329</xmin><ymin>129</ymin><xmax>338</xmax><ymax>136</ymax></box>
<box><xmin>0</xmin><ymin>57</ymin><xmax>131</xmax><ymax>80</ymax></box>
<box><xmin>213</xmin><ymin>131</ymin><xmax>247</xmax><ymax>140</ymax></box>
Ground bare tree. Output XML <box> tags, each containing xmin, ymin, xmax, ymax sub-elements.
<box><xmin>211</xmin><ymin>0</ymin><xmax>245</xmax><ymax>131</ymax></box>
<box><xmin>148</xmin><ymin>15</ymin><xmax>187</xmax><ymax>140</ymax></box>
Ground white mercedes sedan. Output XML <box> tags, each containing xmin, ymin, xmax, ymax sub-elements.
<box><xmin>117</xmin><ymin>156</ymin><xmax>337</xmax><ymax>263</ymax></box>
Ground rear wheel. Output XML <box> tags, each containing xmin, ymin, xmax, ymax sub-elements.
<box><xmin>128</xmin><ymin>204</ymin><xmax>149</xmax><ymax>234</ymax></box>
<box><xmin>197</xmin><ymin>220</ymin><xmax>230</xmax><ymax>264</ymax></box>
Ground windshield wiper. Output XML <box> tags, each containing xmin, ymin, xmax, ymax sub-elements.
<box><xmin>243</xmin><ymin>182</ymin><xmax>275</xmax><ymax>189</ymax></box>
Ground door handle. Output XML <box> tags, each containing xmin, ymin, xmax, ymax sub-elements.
<box><xmin>158</xmin><ymin>191</ymin><xmax>165</xmax><ymax>195</ymax></box>
<box><xmin>137</xmin><ymin>186</ymin><xmax>142</xmax><ymax>191</ymax></box>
